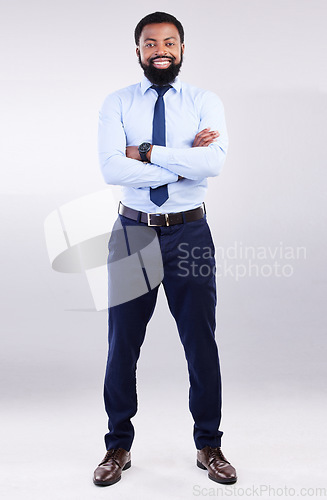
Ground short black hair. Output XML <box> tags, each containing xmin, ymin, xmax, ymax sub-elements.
<box><xmin>134</xmin><ymin>11</ymin><xmax>184</xmax><ymax>46</ymax></box>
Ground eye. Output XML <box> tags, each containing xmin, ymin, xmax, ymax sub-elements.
<box><xmin>166</xmin><ymin>42</ymin><xmax>174</xmax><ymax>46</ymax></box>
<box><xmin>145</xmin><ymin>43</ymin><xmax>155</xmax><ymax>48</ymax></box>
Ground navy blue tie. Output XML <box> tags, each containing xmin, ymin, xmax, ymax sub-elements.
<box><xmin>150</xmin><ymin>85</ymin><xmax>171</xmax><ymax>207</ymax></box>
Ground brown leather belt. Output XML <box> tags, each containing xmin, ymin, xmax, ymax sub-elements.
<box><xmin>118</xmin><ymin>202</ymin><xmax>206</xmax><ymax>227</ymax></box>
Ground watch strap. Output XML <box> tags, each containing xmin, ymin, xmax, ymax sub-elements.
<box><xmin>139</xmin><ymin>150</ymin><xmax>148</xmax><ymax>162</ymax></box>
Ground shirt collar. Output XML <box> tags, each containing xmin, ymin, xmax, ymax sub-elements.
<box><xmin>141</xmin><ymin>75</ymin><xmax>182</xmax><ymax>95</ymax></box>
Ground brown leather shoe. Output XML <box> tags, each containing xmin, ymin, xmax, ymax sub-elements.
<box><xmin>197</xmin><ymin>446</ymin><xmax>237</xmax><ymax>484</ymax></box>
<box><xmin>93</xmin><ymin>448</ymin><xmax>131</xmax><ymax>486</ymax></box>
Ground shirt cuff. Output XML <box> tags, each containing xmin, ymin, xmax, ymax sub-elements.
<box><xmin>151</xmin><ymin>145</ymin><xmax>170</xmax><ymax>170</ymax></box>
<box><xmin>158</xmin><ymin>164</ymin><xmax>178</xmax><ymax>185</ymax></box>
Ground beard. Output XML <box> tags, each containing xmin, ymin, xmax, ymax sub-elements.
<box><xmin>138</xmin><ymin>51</ymin><xmax>183</xmax><ymax>86</ymax></box>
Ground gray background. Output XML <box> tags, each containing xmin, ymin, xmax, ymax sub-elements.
<box><xmin>1</xmin><ymin>0</ymin><xmax>326</xmax><ymax>499</ymax></box>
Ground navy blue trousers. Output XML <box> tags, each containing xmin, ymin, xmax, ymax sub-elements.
<box><xmin>103</xmin><ymin>213</ymin><xmax>223</xmax><ymax>451</ymax></box>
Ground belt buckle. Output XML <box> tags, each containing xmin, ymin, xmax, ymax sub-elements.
<box><xmin>147</xmin><ymin>213</ymin><xmax>170</xmax><ymax>226</ymax></box>
<box><xmin>147</xmin><ymin>213</ymin><xmax>160</xmax><ymax>226</ymax></box>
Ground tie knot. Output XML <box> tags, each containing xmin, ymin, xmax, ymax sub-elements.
<box><xmin>151</xmin><ymin>85</ymin><xmax>172</xmax><ymax>97</ymax></box>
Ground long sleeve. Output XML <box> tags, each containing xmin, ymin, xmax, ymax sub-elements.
<box><xmin>98</xmin><ymin>93</ymin><xmax>178</xmax><ymax>188</ymax></box>
<box><xmin>150</xmin><ymin>91</ymin><xmax>228</xmax><ymax>181</ymax></box>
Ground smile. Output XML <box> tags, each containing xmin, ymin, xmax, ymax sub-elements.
<box><xmin>151</xmin><ymin>59</ymin><xmax>172</xmax><ymax>69</ymax></box>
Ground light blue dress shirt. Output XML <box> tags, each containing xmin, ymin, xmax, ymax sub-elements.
<box><xmin>98</xmin><ymin>76</ymin><xmax>228</xmax><ymax>214</ymax></box>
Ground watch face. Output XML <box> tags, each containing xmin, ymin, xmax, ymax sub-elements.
<box><xmin>139</xmin><ymin>142</ymin><xmax>151</xmax><ymax>153</ymax></box>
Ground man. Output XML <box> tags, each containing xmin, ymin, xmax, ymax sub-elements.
<box><xmin>94</xmin><ymin>11</ymin><xmax>237</xmax><ymax>486</ymax></box>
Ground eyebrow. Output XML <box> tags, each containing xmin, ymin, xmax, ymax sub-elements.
<box><xmin>144</xmin><ymin>36</ymin><xmax>177</xmax><ymax>42</ymax></box>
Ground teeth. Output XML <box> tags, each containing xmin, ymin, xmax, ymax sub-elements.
<box><xmin>153</xmin><ymin>60</ymin><xmax>171</xmax><ymax>67</ymax></box>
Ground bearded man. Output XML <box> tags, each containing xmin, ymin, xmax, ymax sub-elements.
<box><xmin>94</xmin><ymin>11</ymin><xmax>237</xmax><ymax>487</ymax></box>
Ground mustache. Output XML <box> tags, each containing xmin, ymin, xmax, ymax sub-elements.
<box><xmin>150</xmin><ymin>56</ymin><xmax>175</xmax><ymax>62</ymax></box>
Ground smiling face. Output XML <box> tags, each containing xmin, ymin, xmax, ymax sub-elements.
<box><xmin>136</xmin><ymin>22</ymin><xmax>185</xmax><ymax>85</ymax></box>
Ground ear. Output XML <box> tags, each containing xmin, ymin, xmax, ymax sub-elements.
<box><xmin>181</xmin><ymin>43</ymin><xmax>185</xmax><ymax>56</ymax></box>
<box><xmin>136</xmin><ymin>46</ymin><xmax>140</xmax><ymax>57</ymax></box>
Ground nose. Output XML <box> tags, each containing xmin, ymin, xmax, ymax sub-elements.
<box><xmin>154</xmin><ymin>43</ymin><xmax>168</xmax><ymax>56</ymax></box>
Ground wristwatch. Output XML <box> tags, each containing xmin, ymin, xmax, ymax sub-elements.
<box><xmin>138</xmin><ymin>142</ymin><xmax>152</xmax><ymax>162</ymax></box>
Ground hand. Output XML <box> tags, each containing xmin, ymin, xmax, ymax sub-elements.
<box><xmin>126</xmin><ymin>146</ymin><xmax>141</xmax><ymax>160</ymax></box>
<box><xmin>192</xmin><ymin>128</ymin><xmax>219</xmax><ymax>147</ymax></box>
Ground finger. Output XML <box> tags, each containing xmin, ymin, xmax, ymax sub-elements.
<box><xmin>196</xmin><ymin>128</ymin><xmax>219</xmax><ymax>138</ymax></box>
<box><xmin>193</xmin><ymin>130</ymin><xmax>219</xmax><ymax>147</ymax></box>
<box><xmin>193</xmin><ymin>131</ymin><xmax>219</xmax><ymax>147</ymax></box>
<box><xmin>196</xmin><ymin>131</ymin><xmax>219</xmax><ymax>140</ymax></box>
<box><xmin>192</xmin><ymin>139</ymin><xmax>217</xmax><ymax>148</ymax></box>
<box><xmin>198</xmin><ymin>137</ymin><xmax>218</xmax><ymax>147</ymax></box>
<box><xmin>194</xmin><ymin>128</ymin><xmax>211</xmax><ymax>140</ymax></box>
<box><xmin>195</xmin><ymin>133</ymin><xmax>219</xmax><ymax>145</ymax></box>
<box><xmin>196</xmin><ymin>127</ymin><xmax>211</xmax><ymax>136</ymax></box>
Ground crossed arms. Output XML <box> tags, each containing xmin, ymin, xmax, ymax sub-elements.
<box><xmin>125</xmin><ymin>127</ymin><xmax>220</xmax><ymax>171</ymax></box>
<box><xmin>98</xmin><ymin>91</ymin><xmax>228</xmax><ymax>188</ymax></box>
